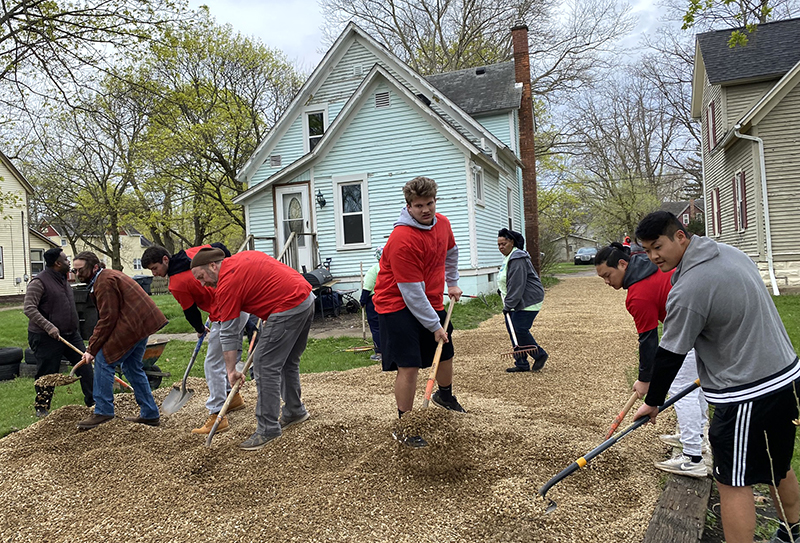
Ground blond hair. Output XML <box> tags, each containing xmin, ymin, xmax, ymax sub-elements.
<box><xmin>403</xmin><ymin>176</ymin><xmax>438</xmax><ymax>204</ymax></box>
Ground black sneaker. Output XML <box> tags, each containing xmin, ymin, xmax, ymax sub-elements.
<box><xmin>506</xmin><ymin>365</ymin><xmax>530</xmax><ymax>373</ymax></box>
<box><xmin>531</xmin><ymin>352</ymin><xmax>549</xmax><ymax>372</ymax></box>
<box><xmin>392</xmin><ymin>430</ymin><xmax>428</xmax><ymax>448</ymax></box>
<box><xmin>431</xmin><ymin>391</ymin><xmax>466</xmax><ymax>413</ymax></box>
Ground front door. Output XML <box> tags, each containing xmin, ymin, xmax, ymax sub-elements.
<box><xmin>275</xmin><ymin>185</ymin><xmax>313</xmax><ymax>272</ymax></box>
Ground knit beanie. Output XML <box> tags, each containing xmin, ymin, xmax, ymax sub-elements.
<box><xmin>190</xmin><ymin>247</ymin><xmax>225</xmax><ymax>268</ymax></box>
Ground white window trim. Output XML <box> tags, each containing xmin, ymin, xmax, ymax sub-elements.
<box><xmin>332</xmin><ymin>173</ymin><xmax>371</xmax><ymax>250</ymax></box>
<box><xmin>506</xmin><ymin>185</ymin><xmax>513</xmax><ymax>230</ymax></box>
<box><xmin>472</xmin><ymin>164</ymin><xmax>485</xmax><ymax>206</ymax></box>
<box><xmin>302</xmin><ymin>105</ymin><xmax>329</xmax><ymax>154</ymax></box>
<box><xmin>735</xmin><ymin>171</ymin><xmax>746</xmax><ymax>231</ymax></box>
<box><xmin>682</xmin><ymin>213</ymin><xmax>690</xmax><ymax>225</ymax></box>
<box><xmin>30</xmin><ymin>249</ymin><xmax>44</xmax><ymax>275</ymax></box>
<box><xmin>133</xmin><ymin>258</ymin><xmax>143</xmax><ymax>270</ymax></box>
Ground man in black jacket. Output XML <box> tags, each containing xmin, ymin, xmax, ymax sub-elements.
<box><xmin>23</xmin><ymin>248</ymin><xmax>94</xmax><ymax>417</ymax></box>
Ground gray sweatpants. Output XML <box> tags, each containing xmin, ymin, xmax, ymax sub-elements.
<box><xmin>204</xmin><ymin>312</ymin><xmax>249</xmax><ymax>414</ymax></box>
<box><xmin>668</xmin><ymin>348</ymin><xmax>709</xmax><ymax>457</ymax></box>
<box><xmin>252</xmin><ymin>293</ymin><xmax>315</xmax><ymax>436</ymax></box>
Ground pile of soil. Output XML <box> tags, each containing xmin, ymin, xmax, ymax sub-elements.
<box><xmin>0</xmin><ymin>277</ymin><xmax>679</xmax><ymax>542</ymax></box>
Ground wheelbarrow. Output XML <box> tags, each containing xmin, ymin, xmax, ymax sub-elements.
<box><xmin>114</xmin><ymin>339</ymin><xmax>171</xmax><ymax>390</ymax></box>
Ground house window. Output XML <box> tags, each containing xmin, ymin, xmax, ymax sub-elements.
<box><xmin>682</xmin><ymin>213</ymin><xmax>690</xmax><ymax>225</ymax></box>
<box><xmin>333</xmin><ymin>174</ymin><xmax>370</xmax><ymax>249</ymax></box>
<box><xmin>133</xmin><ymin>258</ymin><xmax>143</xmax><ymax>270</ymax></box>
<box><xmin>303</xmin><ymin>108</ymin><xmax>327</xmax><ymax>152</ymax></box>
<box><xmin>0</xmin><ymin>247</ymin><xmax>4</xmax><ymax>279</ymax></box>
<box><xmin>734</xmin><ymin>172</ymin><xmax>748</xmax><ymax>231</ymax></box>
<box><xmin>506</xmin><ymin>187</ymin><xmax>513</xmax><ymax>230</ymax></box>
<box><xmin>375</xmin><ymin>92</ymin><xmax>390</xmax><ymax>108</ymax></box>
<box><xmin>61</xmin><ymin>238</ymin><xmax>67</xmax><ymax>246</ymax></box>
<box><xmin>30</xmin><ymin>249</ymin><xmax>44</xmax><ymax>275</ymax></box>
<box><xmin>473</xmin><ymin>165</ymin><xmax>484</xmax><ymax>206</ymax></box>
<box><xmin>706</xmin><ymin>101</ymin><xmax>717</xmax><ymax>151</ymax></box>
<box><xmin>269</xmin><ymin>155</ymin><xmax>282</xmax><ymax>167</ymax></box>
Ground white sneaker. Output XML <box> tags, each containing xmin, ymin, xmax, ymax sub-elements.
<box><xmin>654</xmin><ymin>455</ymin><xmax>708</xmax><ymax>478</ymax></box>
<box><xmin>659</xmin><ymin>433</ymin><xmax>682</xmax><ymax>448</ymax></box>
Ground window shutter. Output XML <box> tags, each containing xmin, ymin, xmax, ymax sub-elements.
<box><xmin>740</xmin><ymin>172</ymin><xmax>748</xmax><ymax>229</ymax></box>
<box><xmin>715</xmin><ymin>187</ymin><xmax>722</xmax><ymax>235</ymax></box>
<box><xmin>732</xmin><ymin>177</ymin><xmax>738</xmax><ymax>230</ymax></box>
<box><xmin>705</xmin><ymin>109</ymin><xmax>711</xmax><ymax>153</ymax></box>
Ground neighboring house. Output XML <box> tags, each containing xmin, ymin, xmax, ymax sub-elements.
<box><xmin>233</xmin><ymin>22</ymin><xmax>537</xmax><ymax>294</ymax></box>
<box><xmin>40</xmin><ymin>223</ymin><xmax>153</xmax><ymax>277</ymax></box>
<box><xmin>550</xmin><ymin>235</ymin><xmax>599</xmax><ymax>262</ymax></box>
<box><xmin>692</xmin><ymin>18</ymin><xmax>800</xmax><ymax>292</ymax></box>
<box><xmin>0</xmin><ymin>151</ymin><xmax>59</xmax><ymax>300</ymax></box>
<box><xmin>660</xmin><ymin>199</ymin><xmax>705</xmax><ymax>227</ymax></box>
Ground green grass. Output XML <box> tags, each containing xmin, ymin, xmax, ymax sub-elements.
<box><xmin>0</xmin><ymin>308</ymin><xmax>31</xmax><ymax>349</ymax></box>
<box><xmin>547</xmin><ymin>261</ymin><xmax>592</xmax><ymax>275</ymax></box>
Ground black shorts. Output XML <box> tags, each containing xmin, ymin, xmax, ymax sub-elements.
<box><xmin>378</xmin><ymin>307</ymin><xmax>454</xmax><ymax>371</ymax></box>
<box><xmin>709</xmin><ymin>379</ymin><xmax>799</xmax><ymax>486</ymax></box>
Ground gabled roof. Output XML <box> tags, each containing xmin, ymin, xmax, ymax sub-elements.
<box><xmin>697</xmin><ymin>17</ymin><xmax>800</xmax><ymax>86</ymax></box>
<box><xmin>29</xmin><ymin>228</ymin><xmax>59</xmax><ymax>247</ymax></box>
<box><xmin>236</xmin><ymin>22</ymin><xmax>520</xmax><ymax>187</ymax></box>
<box><xmin>426</xmin><ymin>61</ymin><xmax>521</xmax><ymax>115</ymax></box>
<box><xmin>660</xmin><ymin>199</ymin><xmax>705</xmax><ymax>216</ymax></box>
<box><xmin>0</xmin><ymin>150</ymin><xmax>34</xmax><ymax>195</ymax></box>
<box><xmin>233</xmin><ymin>64</ymin><xmax>501</xmax><ymax>205</ymax></box>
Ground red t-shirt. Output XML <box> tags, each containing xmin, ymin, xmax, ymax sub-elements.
<box><xmin>213</xmin><ymin>251</ymin><xmax>312</xmax><ymax>322</ymax></box>
<box><xmin>373</xmin><ymin>213</ymin><xmax>455</xmax><ymax>314</ymax></box>
<box><xmin>625</xmin><ymin>268</ymin><xmax>674</xmax><ymax>334</ymax></box>
<box><xmin>168</xmin><ymin>245</ymin><xmax>217</xmax><ymax>317</ymax></box>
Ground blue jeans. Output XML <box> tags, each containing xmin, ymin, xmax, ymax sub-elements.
<box><xmin>93</xmin><ymin>337</ymin><xmax>159</xmax><ymax>418</ymax></box>
<box><xmin>504</xmin><ymin>310</ymin><xmax>544</xmax><ymax>369</ymax></box>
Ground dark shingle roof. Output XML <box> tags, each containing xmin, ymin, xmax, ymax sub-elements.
<box><xmin>660</xmin><ymin>199</ymin><xmax>705</xmax><ymax>216</ymax></box>
<box><xmin>698</xmin><ymin>17</ymin><xmax>800</xmax><ymax>85</ymax></box>
<box><xmin>426</xmin><ymin>61</ymin><xmax>521</xmax><ymax>115</ymax></box>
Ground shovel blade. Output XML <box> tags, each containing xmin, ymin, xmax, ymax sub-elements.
<box><xmin>161</xmin><ymin>387</ymin><xmax>194</xmax><ymax>415</ymax></box>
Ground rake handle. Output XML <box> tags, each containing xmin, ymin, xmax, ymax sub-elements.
<box><xmin>421</xmin><ymin>301</ymin><xmax>456</xmax><ymax>409</ymax></box>
<box><xmin>604</xmin><ymin>391</ymin><xmax>639</xmax><ymax>440</ymax></box>
<box><xmin>59</xmin><ymin>335</ymin><xmax>133</xmax><ymax>391</ymax></box>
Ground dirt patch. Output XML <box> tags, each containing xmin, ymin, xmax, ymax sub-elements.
<box><xmin>0</xmin><ymin>276</ymin><xmax>680</xmax><ymax>542</ymax></box>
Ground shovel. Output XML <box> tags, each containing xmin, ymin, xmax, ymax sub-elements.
<box><xmin>537</xmin><ymin>378</ymin><xmax>701</xmax><ymax>513</ymax></box>
<box><xmin>57</xmin><ymin>335</ymin><xmax>134</xmax><ymax>391</ymax></box>
<box><xmin>161</xmin><ymin>322</ymin><xmax>209</xmax><ymax>415</ymax></box>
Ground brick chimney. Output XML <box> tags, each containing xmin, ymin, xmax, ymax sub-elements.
<box><xmin>512</xmin><ymin>22</ymin><xmax>540</xmax><ymax>272</ymax></box>
<box><xmin>689</xmin><ymin>198</ymin><xmax>696</xmax><ymax>220</ymax></box>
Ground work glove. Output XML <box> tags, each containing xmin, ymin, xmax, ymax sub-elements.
<box><xmin>359</xmin><ymin>289</ymin><xmax>371</xmax><ymax>307</ymax></box>
<box><xmin>47</xmin><ymin>327</ymin><xmax>60</xmax><ymax>340</ymax></box>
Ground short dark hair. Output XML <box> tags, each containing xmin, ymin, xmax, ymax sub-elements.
<box><xmin>44</xmin><ymin>248</ymin><xmax>63</xmax><ymax>268</ymax></box>
<box><xmin>73</xmin><ymin>251</ymin><xmax>100</xmax><ymax>269</ymax></box>
<box><xmin>403</xmin><ymin>176</ymin><xmax>437</xmax><ymax>204</ymax></box>
<box><xmin>141</xmin><ymin>246</ymin><xmax>170</xmax><ymax>268</ymax></box>
<box><xmin>635</xmin><ymin>211</ymin><xmax>689</xmax><ymax>242</ymax></box>
<box><xmin>595</xmin><ymin>242</ymin><xmax>630</xmax><ymax>268</ymax></box>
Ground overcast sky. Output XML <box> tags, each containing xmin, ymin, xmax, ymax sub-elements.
<box><xmin>189</xmin><ymin>0</ymin><xmax>668</xmax><ymax>71</ymax></box>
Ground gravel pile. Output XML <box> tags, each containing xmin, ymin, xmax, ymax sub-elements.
<box><xmin>0</xmin><ymin>276</ymin><xmax>678</xmax><ymax>542</ymax></box>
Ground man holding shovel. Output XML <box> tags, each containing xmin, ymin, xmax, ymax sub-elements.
<box><xmin>191</xmin><ymin>248</ymin><xmax>315</xmax><ymax>451</ymax></box>
<box><xmin>373</xmin><ymin>176</ymin><xmax>463</xmax><ymax>448</ymax></box>
<box><xmin>24</xmin><ymin>248</ymin><xmax>94</xmax><ymax>417</ymax></box>
<box><xmin>142</xmin><ymin>244</ymin><xmax>249</xmax><ymax>434</ymax></box>
<box><xmin>72</xmin><ymin>251</ymin><xmax>168</xmax><ymax>430</ymax></box>
<box><xmin>633</xmin><ymin>211</ymin><xmax>800</xmax><ymax>543</ymax></box>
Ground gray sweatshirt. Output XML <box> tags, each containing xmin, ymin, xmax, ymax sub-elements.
<box><xmin>660</xmin><ymin>235</ymin><xmax>798</xmax><ymax>404</ymax></box>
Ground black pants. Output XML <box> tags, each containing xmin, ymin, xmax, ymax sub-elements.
<box><xmin>29</xmin><ymin>330</ymin><xmax>94</xmax><ymax>409</ymax></box>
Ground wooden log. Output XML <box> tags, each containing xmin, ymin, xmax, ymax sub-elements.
<box><xmin>642</xmin><ymin>475</ymin><xmax>712</xmax><ymax>543</ymax></box>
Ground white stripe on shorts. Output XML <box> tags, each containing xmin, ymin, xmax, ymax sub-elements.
<box><xmin>733</xmin><ymin>402</ymin><xmax>753</xmax><ymax>486</ymax></box>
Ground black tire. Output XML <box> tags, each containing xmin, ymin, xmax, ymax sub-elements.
<box><xmin>0</xmin><ymin>362</ymin><xmax>20</xmax><ymax>381</ymax></box>
<box><xmin>18</xmin><ymin>362</ymin><xmax>37</xmax><ymax>379</ymax></box>
<box><xmin>146</xmin><ymin>365</ymin><xmax>163</xmax><ymax>390</ymax></box>
<box><xmin>0</xmin><ymin>347</ymin><xmax>23</xmax><ymax>366</ymax></box>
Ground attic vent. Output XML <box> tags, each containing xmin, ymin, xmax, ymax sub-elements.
<box><xmin>353</xmin><ymin>64</ymin><xmax>363</xmax><ymax>77</ymax></box>
<box><xmin>269</xmin><ymin>154</ymin><xmax>282</xmax><ymax>167</ymax></box>
<box><xmin>475</xmin><ymin>67</ymin><xmax>486</xmax><ymax>75</ymax></box>
<box><xmin>416</xmin><ymin>93</ymin><xmax>431</xmax><ymax>107</ymax></box>
<box><xmin>375</xmin><ymin>91</ymin><xmax>390</xmax><ymax>108</ymax></box>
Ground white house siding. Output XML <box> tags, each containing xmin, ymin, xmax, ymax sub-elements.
<box><xmin>725</xmin><ymin>81</ymin><xmax>774</xmax><ymax>126</ymax></box>
<box><xmin>0</xmin><ymin>163</ymin><xmax>30</xmax><ymax>296</ymax></box>
<box><xmin>757</xmin><ymin>83</ymin><xmax>800</xmax><ymax>264</ymax></box>
<box><xmin>311</xmin><ymin>83</ymin><xmax>470</xmax><ymax>286</ymax></box>
<box><xmin>475</xmin><ymin>112</ymin><xmax>514</xmax><ymax>147</ymax></box>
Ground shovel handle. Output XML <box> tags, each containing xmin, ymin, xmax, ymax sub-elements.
<box><xmin>59</xmin><ymin>334</ymin><xmax>133</xmax><ymax>391</ymax></box>
<box><xmin>604</xmin><ymin>391</ymin><xmax>639</xmax><ymax>440</ymax></box>
<box><xmin>206</xmin><ymin>320</ymin><xmax>261</xmax><ymax>447</ymax></box>
<box><xmin>179</xmin><ymin>321</ymin><xmax>209</xmax><ymax>393</ymax></box>
<box><xmin>421</xmin><ymin>301</ymin><xmax>456</xmax><ymax>409</ymax></box>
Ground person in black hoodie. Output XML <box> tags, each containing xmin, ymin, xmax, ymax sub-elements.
<box><xmin>497</xmin><ymin>228</ymin><xmax>547</xmax><ymax>372</ymax></box>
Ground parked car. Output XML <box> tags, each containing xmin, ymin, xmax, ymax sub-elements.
<box><xmin>574</xmin><ymin>247</ymin><xmax>598</xmax><ymax>265</ymax></box>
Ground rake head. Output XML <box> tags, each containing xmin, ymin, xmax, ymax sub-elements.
<box><xmin>500</xmin><ymin>345</ymin><xmax>539</xmax><ymax>360</ymax></box>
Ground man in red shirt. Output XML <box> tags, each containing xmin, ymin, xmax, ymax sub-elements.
<box><xmin>596</xmin><ymin>241</ymin><xmax>708</xmax><ymax>477</ymax></box>
<box><xmin>373</xmin><ymin>176</ymin><xmax>463</xmax><ymax>448</ymax></box>
<box><xmin>191</xmin><ymin>248</ymin><xmax>315</xmax><ymax>451</ymax></box>
<box><xmin>142</xmin><ymin>244</ymin><xmax>249</xmax><ymax>435</ymax></box>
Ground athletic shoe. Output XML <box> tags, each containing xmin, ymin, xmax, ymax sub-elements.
<box><xmin>391</xmin><ymin>430</ymin><xmax>427</xmax><ymax>448</ymax></box>
<box><xmin>240</xmin><ymin>432</ymin><xmax>281</xmax><ymax>451</ymax></box>
<box><xmin>279</xmin><ymin>411</ymin><xmax>310</xmax><ymax>429</ymax></box>
<box><xmin>370</xmin><ymin>353</ymin><xmax>382</xmax><ymax>361</ymax></box>
<box><xmin>659</xmin><ymin>433</ymin><xmax>682</xmax><ymax>448</ymax></box>
<box><xmin>506</xmin><ymin>365</ymin><xmax>530</xmax><ymax>373</ymax></box>
<box><xmin>653</xmin><ymin>455</ymin><xmax>708</xmax><ymax>478</ymax></box>
<box><xmin>431</xmin><ymin>391</ymin><xmax>467</xmax><ymax>413</ymax></box>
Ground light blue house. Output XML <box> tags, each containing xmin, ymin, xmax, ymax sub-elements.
<box><xmin>233</xmin><ymin>23</ymin><xmax>534</xmax><ymax>294</ymax></box>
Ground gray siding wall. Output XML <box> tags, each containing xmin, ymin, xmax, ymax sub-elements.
<box><xmin>725</xmin><ymin>81</ymin><xmax>774</xmax><ymax>127</ymax></box>
<box><xmin>717</xmin><ymin>139</ymin><xmax>759</xmax><ymax>255</ymax></box>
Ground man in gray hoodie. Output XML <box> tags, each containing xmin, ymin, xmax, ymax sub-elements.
<box><xmin>633</xmin><ymin>211</ymin><xmax>800</xmax><ymax>543</ymax></box>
